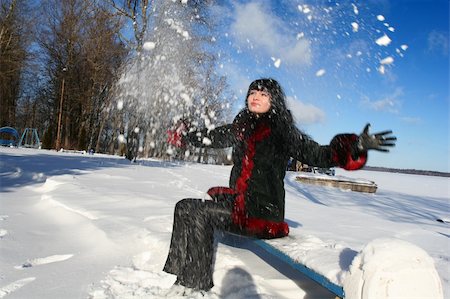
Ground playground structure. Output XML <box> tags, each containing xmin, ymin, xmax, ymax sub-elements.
<box><xmin>0</xmin><ymin>127</ymin><xmax>19</xmax><ymax>146</ymax></box>
<box><xmin>0</xmin><ymin>127</ymin><xmax>41</xmax><ymax>149</ymax></box>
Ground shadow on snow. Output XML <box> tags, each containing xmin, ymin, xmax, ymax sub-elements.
<box><xmin>0</xmin><ymin>149</ymin><xmax>180</xmax><ymax>192</ymax></box>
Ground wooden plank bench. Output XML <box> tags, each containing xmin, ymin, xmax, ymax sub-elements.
<box><xmin>295</xmin><ymin>174</ymin><xmax>377</xmax><ymax>193</ymax></box>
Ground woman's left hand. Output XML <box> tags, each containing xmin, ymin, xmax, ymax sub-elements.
<box><xmin>357</xmin><ymin>123</ymin><xmax>397</xmax><ymax>152</ymax></box>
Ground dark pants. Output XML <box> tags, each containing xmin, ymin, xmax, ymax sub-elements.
<box><xmin>163</xmin><ymin>198</ymin><xmax>233</xmax><ymax>291</ymax></box>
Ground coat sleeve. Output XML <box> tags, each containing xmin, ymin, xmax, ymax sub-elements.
<box><xmin>288</xmin><ymin>126</ymin><xmax>367</xmax><ymax>170</ymax></box>
<box><xmin>185</xmin><ymin>124</ymin><xmax>236</xmax><ymax>149</ymax></box>
<box><xmin>329</xmin><ymin>134</ymin><xmax>367</xmax><ymax>170</ymax></box>
<box><xmin>287</xmin><ymin>126</ymin><xmax>335</xmax><ymax>168</ymax></box>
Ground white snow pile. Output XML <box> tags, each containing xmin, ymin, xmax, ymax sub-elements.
<box><xmin>266</xmin><ymin>235</ymin><xmax>443</xmax><ymax>299</ymax></box>
<box><xmin>0</xmin><ymin>147</ymin><xmax>448</xmax><ymax>298</ymax></box>
<box><xmin>344</xmin><ymin>238</ymin><xmax>443</xmax><ymax>299</ymax></box>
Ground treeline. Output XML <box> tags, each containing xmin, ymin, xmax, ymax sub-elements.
<box><xmin>363</xmin><ymin>166</ymin><xmax>450</xmax><ymax>178</ymax></box>
<box><xmin>0</xmin><ymin>0</ymin><xmax>233</xmax><ymax>162</ymax></box>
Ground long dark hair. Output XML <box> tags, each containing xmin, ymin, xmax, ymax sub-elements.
<box><xmin>245</xmin><ymin>78</ymin><xmax>294</xmax><ymax>128</ymax></box>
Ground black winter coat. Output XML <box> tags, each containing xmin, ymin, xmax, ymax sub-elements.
<box><xmin>186</xmin><ymin>108</ymin><xmax>366</xmax><ymax>238</ymax></box>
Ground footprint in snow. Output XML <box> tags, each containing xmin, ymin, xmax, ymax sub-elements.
<box><xmin>15</xmin><ymin>254</ymin><xmax>74</xmax><ymax>269</ymax></box>
<box><xmin>0</xmin><ymin>215</ymin><xmax>8</xmax><ymax>221</ymax></box>
<box><xmin>0</xmin><ymin>277</ymin><xmax>36</xmax><ymax>298</ymax></box>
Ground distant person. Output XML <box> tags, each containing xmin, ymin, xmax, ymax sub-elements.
<box><xmin>164</xmin><ymin>78</ymin><xmax>396</xmax><ymax>293</ymax></box>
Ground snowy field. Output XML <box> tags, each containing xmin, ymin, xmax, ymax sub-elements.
<box><xmin>0</xmin><ymin>146</ymin><xmax>449</xmax><ymax>298</ymax></box>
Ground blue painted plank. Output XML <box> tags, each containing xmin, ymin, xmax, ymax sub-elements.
<box><xmin>253</xmin><ymin>239</ymin><xmax>345</xmax><ymax>298</ymax></box>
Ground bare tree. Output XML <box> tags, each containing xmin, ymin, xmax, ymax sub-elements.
<box><xmin>107</xmin><ymin>0</ymin><xmax>150</xmax><ymax>51</ymax></box>
<box><xmin>35</xmin><ymin>0</ymin><xmax>127</xmax><ymax>150</ymax></box>
<box><xmin>79</xmin><ymin>2</ymin><xmax>128</xmax><ymax>151</ymax></box>
<box><xmin>3</xmin><ymin>0</ymin><xmax>233</xmax><ymax>163</ymax></box>
<box><xmin>0</xmin><ymin>0</ymin><xmax>32</xmax><ymax>127</ymax></box>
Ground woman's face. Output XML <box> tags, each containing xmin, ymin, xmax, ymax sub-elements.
<box><xmin>247</xmin><ymin>89</ymin><xmax>271</xmax><ymax>115</ymax></box>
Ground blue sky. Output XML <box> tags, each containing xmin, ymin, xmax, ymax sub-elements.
<box><xmin>211</xmin><ymin>0</ymin><xmax>449</xmax><ymax>172</ymax></box>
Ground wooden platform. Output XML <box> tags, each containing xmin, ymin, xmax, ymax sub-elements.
<box><xmin>295</xmin><ymin>174</ymin><xmax>377</xmax><ymax>193</ymax></box>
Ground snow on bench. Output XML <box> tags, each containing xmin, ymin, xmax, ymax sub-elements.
<box><xmin>254</xmin><ymin>236</ymin><xmax>345</xmax><ymax>297</ymax></box>
<box><xmin>222</xmin><ymin>233</ymin><xmax>443</xmax><ymax>299</ymax></box>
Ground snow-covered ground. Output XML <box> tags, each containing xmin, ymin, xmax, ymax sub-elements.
<box><xmin>0</xmin><ymin>147</ymin><xmax>448</xmax><ymax>298</ymax></box>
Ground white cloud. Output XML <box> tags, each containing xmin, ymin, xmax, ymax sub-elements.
<box><xmin>218</xmin><ymin>62</ymin><xmax>251</xmax><ymax>97</ymax></box>
<box><xmin>400</xmin><ymin>117</ymin><xmax>422</xmax><ymax>124</ymax></box>
<box><xmin>360</xmin><ymin>88</ymin><xmax>403</xmax><ymax>114</ymax></box>
<box><xmin>427</xmin><ymin>30</ymin><xmax>449</xmax><ymax>56</ymax></box>
<box><xmin>364</xmin><ymin>97</ymin><xmax>399</xmax><ymax>113</ymax></box>
<box><xmin>230</xmin><ymin>2</ymin><xmax>312</xmax><ymax>66</ymax></box>
<box><xmin>286</xmin><ymin>96</ymin><xmax>325</xmax><ymax>125</ymax></box>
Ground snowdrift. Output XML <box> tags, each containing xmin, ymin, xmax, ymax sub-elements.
<box><xmin>0</xmin><ymin>147</ymin><xmax>448</xmax><ymax>298</ymax></box>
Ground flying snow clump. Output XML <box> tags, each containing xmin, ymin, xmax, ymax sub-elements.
<box><xmin>202</xmin><ymin>137</ymin><xmax>212</xmax><ymax>146</ymax></box>
<box><xmin>117</xmin><ymin>100</ymin><xmax>124</xmax><ymax>110</ymax></box>
<box><xmin>180</xmin><ymin>93</ymin><xmax>192</xmax><ymax>106</ymax></box>
<box><xmin>316</xmin><ymin>69</ymin><xmax>326</xmax><ymax>77</ymax></box>
<box><xmin>298</xmin><ymin>5</ymin><xmax>311</xmax><ymax>14</ymax></box>
<box><xmin>273</xmin><ymin>58</ymin><xmax>281</xmax><ymax>68</ymax></box>
<box><xmin>165</xmin><ymin>18</ymin><xmax>190</xmax><ymax>40</ymax></box>
<box><xmin>143</xmin><ymin>42</ymin><xmax>156</xmax><ymax>51</ymax></box>
<box><xmin>380</xmin><ymin>56</ymin><xmax>394</xmax><ymax>65</ymax></box>
<box><xmin>376</xmin><ymin>34</ymin><xmax>392</xmax><ymax>46</ymax></box>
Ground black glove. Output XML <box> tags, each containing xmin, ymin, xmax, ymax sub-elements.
<box><xmin>357</xmin><ymin>123</ymin><xmax>397</xmax><ymax>152</ymax></box>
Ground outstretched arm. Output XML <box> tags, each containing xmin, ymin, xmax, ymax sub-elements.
<box><xmin>288</xmin><ymin>127</ymin><xmax>335</xmax><ymax>169</ymax></box>
<box><xmin>289</xmin><ymin>123</ymin><xmax>396</xmax><ymax>170</ymax></box>
<box><xmin>185</xmin><ymin>124</ymin><xmax>236</xmax><ymax>149</ymax></box>
<box><xmin>330</xmin><ymin>123</ymin><xmax>396</xmax><ymax>170</ymax></box>
<box><xmin>167</xmin><ymin>119</ymin><xmax>236</xmax><ymax>149</ymax></box>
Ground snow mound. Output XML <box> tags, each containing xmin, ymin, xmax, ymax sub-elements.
<box><xmin>89</xmin><ymin>266</ymin><xmax>176</xmax><ymax>298</ymax></box>
<box><xmin>0</xmin><ymin>277</ymin><xmax>36</xmax><ymax>298</ymax></box>
<box><xmin>343</xmin><ymin>238</ymin><xmax>443</xmax><ymax>299</ymax></box>
<box><xmin>14</xmin><ymin>254</ymin><xmax>74</xmax><ymax>269</ymax></box>
<box><xmin>32</xmin><ymin>178</ymin><xmax>62</xmax><ymax>192</ymax></box>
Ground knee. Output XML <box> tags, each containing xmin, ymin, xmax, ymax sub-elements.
<box><xmin>174</xmin><ymin>198</ymin><xmax>197</xmax><ymax>218</ymax></box>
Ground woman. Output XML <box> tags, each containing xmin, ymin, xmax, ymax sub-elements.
<box><xmin>163</xmin><ymin>78</ymin><xmax>396</xmax><ymax>292</ymax></box>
